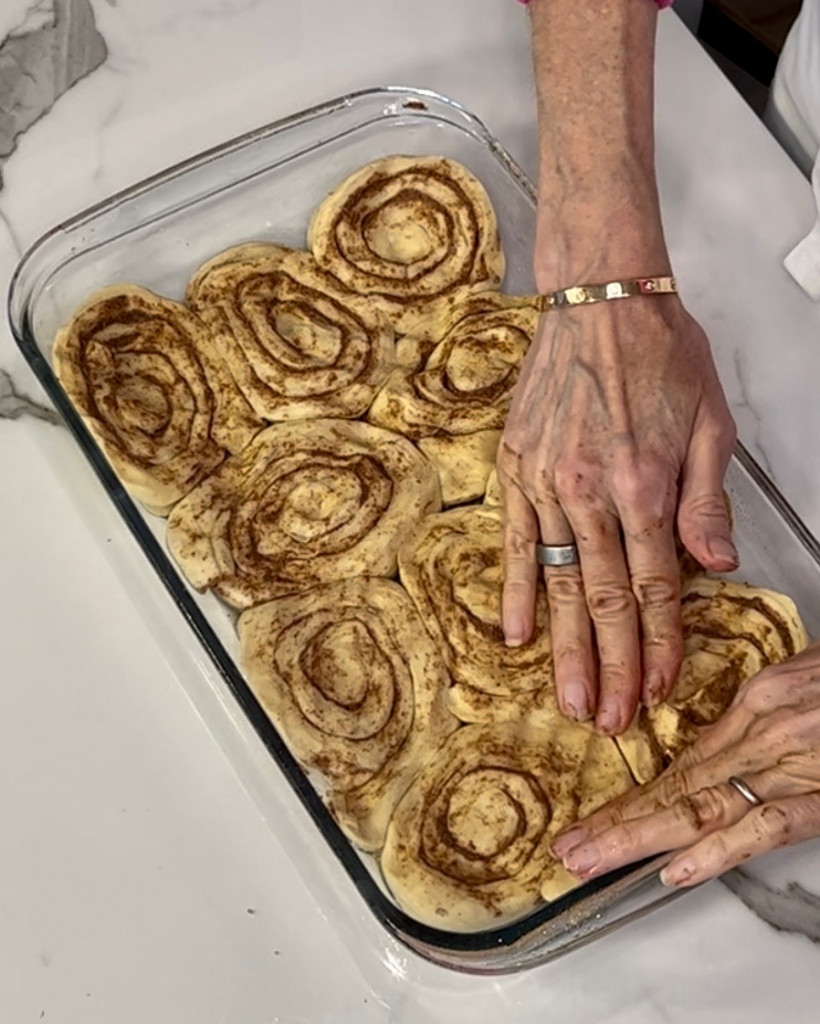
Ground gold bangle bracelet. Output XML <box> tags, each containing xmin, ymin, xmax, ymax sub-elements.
<box><xmin>540</xmin><ymin>275</ymin><xmax>677</xmax><ymax>311</ymax></box>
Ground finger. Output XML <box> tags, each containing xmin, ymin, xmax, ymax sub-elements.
<box><xmin>677</xmin><ymin>405</ymin><xmax>738</xmax><ymax>573</ymax></box>
<box><xmin>556</xmin><ymin>678</ymin><xmax>820</xmax><ymax>860</ymax></box>
<box><xmin>660</xmin><ymin>792</ymin><xmax>820</xmax><ymax>887</ymax></box>
<box><xmin>558</xmin><ymin>759</ymin><xmax>820</xmax><ymax>879</ymax></box>
<box><xmin>614</xmin><ymin>462</ymin><xmax>683</xmax><ymax>706</ymax></box>
<box><xmin>559</xmin><ymin>496</ymin><xmax>641</xmax><ymax>735</ymax></box>
<box><xmin>534</xmin><ymin>495</ymin><xmax>595</xmax><ymax>722</ymax></box>
<box><xmin>553</xmin><ymin>711</ymin><xmax>770</xmax><ymax>856</ymax></box>
<box><xmin>501</xmin><ymin>481</ymin><xmax>540</xmax><ymax>647</ymax></box>
<box><xmin>559</xmin><ymin>781</ymin><xmax>755</xmax><ymax>881</ymax></box>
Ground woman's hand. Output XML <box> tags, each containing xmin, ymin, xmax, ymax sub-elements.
<box><xmin>516</xmin><ymin>0</ymin><xmax>739</xmax><ymax>734</ymax></box>
<box><xmin>551</xmin><ymin>642</ymin><xmax>820</xmax><ymax>886</ymax></box>
<box><xmin>498</xmin><ymin>296</ymin><xmax>737</xmax><ymax>734</ymax></box>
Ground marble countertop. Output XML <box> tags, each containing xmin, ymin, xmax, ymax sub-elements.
<box><xmin>2</xmin><ymin>1</ymin><xmax>820</xmax><ymax>1021</ymax></box>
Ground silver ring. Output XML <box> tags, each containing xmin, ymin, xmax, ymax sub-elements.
<box><xmin>727</xmin><ymin>776</ymin><xmax>762</xmax><ymax>807</ymax></box>
<box><xmin>536</xmin><ymin>543</ymin><xmax>580</xmax><ymax>567</ymax></box>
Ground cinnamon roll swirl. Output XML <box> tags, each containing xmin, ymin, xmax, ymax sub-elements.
<box><xmin>369</xmin><ymin>291</ymin><xmax>539</xmax><ymax>438</ymax></box>
<box><xmin>398</xmin><ymin>506</ymin><xmax>556</xmax><ymax>725</ymax></box>
<box><xmin>53</xmin><ymin>284</ymin><xmax>258</xmax><ymax>515</ymax></box>
<box><xmin>167</xmin><ymin>418</ymin><xmax>441</xmax><ymax>608</ymax></box>
<box><xmin>308</xmin><ymin>156</ymin><xmax>505</xmax><ymax>334</ymax></box>
<box><xmin>368</xmin><ymin>291</ymin><xmax>538</xmax><ymax>504</ymax></box>
<box><xmin>238</xmin><ymin>577</ymin><xmax>459</xmax><ymax>851</ymax></box>
<box><xmin>380</xmin><ymin>720</ymin><xmax>634</xmax><ymax>931</ymax></box>
<box><xmin>187</xmin><ymin>243</ymin><xmax>395</xmax><ymax>423</ymax></box>
<box><xmin>616</xmin><ymin>576</ymin><xmax>809</xmax><ymax>783</ymax></box>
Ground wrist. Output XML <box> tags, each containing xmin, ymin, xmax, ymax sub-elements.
<box><xmin>534</xmin><ymin>189</ymin><xmax>671</xmax><ymax>294</ymax></box>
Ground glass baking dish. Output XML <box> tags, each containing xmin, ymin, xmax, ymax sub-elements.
<box><xmin>9</xmin><ymin>87</ymin><xmax>820</xmax><ymax>975</ymax></box>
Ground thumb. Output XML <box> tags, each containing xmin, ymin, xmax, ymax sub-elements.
<box><xmin>677</xmin><ymin>415</ymin><xmax>738</xmax><ymax>573</ymax></box>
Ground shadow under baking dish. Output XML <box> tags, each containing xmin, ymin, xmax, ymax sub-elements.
<box><xmin>9</xmin><ymin>86</ymin><xmax>820</xmax><ymax>974</ymax></box>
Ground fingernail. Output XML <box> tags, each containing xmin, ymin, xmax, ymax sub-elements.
<box><xmin>707</xmin><ymin>537</ymin><xmax>739</xmax><ymax>568</ymax></box>
<box><xmin>562</xmin><ymin>679</ymin><xmax>590</xmax><ymax>721</ymax></box>
<box><xmin>644</xmin><ymin>670</ymin><xmax>665</xmax><ymax>707</ymax></box>
<box><xmin>660</xmin><ymin>857</ymin><xmax>697</xmax><ymax>887</ymax></box>
<box><xmin>595</xmin><ymin>702</ymin><xmax>621</xmax><ymax>735</ymax></box>
<box><xmin>504</xmin><ymin>611</ymin><xmax>525</xmax><ymax>648</ymax></box>
<box><xmin>564</xmin><ymin>841</ymin><xmax>601</xmax><ymax>876</ymax></box>
<box><xmin>552</xmin><ymin>827</ymin><xmax>586</xmax><ymax>858</ymax></box>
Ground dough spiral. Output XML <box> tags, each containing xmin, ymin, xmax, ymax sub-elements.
<box><xmin>369</xmin><ymin>291</ymin><xmax>538</xmax><ymax>439</ymax></box>
<box><xmin>398</xmin><ymin>506</ymin><xmax>556</xmax><ymax>725</ymax></box>
<box><xmin>308</xmin><ymin>156</ymin><xmax>505</xmax><ymax>334</ymax></box>
<box><xmin>167</xmin><ymin>418</ymin><xmax>441</xmax><ymax>607</ymax></box>
<box><xmin>381</xmin><ymin>720</ymin><xmax>634</xmax><ymax>931</ymax></box>
<box><xmin>187</xmin><ymin>243</ymin><xmax>395</xmax><ymax>422</ymax></box>
<box><xmin>238</xmin><ymin>577</ymin><xmax>458</xmax><ymax>851</ymax></box>
<box><xmin>53</xmin><ymin>284</ymin><xmax>258</xmax><ymax>515</ymax></box>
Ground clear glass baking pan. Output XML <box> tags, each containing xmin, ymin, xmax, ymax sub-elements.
<box><xmin>8</xmin><ymin>87</ymin><xmax>820</xmax><ymax>975</ymax></box>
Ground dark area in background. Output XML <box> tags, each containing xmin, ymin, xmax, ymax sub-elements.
<box><xmin>697</xmin><ymin>0</ymin><xmax>803</xmax><ymax>114</ymax></box>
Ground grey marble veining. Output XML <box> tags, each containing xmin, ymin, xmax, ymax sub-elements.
<box><xmin>0</xmin><ymin>368</ymin><xmax>59</xmax><ymax>423</ymax></box>
<box><xmin>0</xmin><ymin>0</ymin><xmax>106</xmax><ymax>180</ymax></box>
<box><xmin>0</xmin><ymin>0</ymin><xmax>107</xmax><ymax>422</ymax></box>
<box><xmin>723</xmin><ymin>868</ymin><xmax>820</xmax><ymax>946</ymax></box>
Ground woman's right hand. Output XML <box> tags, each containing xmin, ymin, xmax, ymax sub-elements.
<box><xmin>551</xmin><ymin>641</ymin><xmax>820</xmax><ymax>887</ymax></box>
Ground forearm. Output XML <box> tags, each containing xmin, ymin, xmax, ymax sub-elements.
<box><xmin>529</xmin><ymin>0</ymin><xmax>670</xmax><ymax>291</ymax></box>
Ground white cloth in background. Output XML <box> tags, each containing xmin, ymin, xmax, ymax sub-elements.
<box><xmin>769</xmin><ymin>0</ymin><xmax>820</xmax><ymax>298</ymax></box>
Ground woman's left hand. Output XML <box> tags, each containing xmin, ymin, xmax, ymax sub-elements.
<box><xmin>552</xmin><ymin>641</ymin><xmax>820</xmax><ymax>887</ymax></box>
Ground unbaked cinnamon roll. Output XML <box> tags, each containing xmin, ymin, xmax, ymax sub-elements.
<box><xmin>398</xmin><ymin>506</ymin><xmax>556</xmax><ymax>725</ymax></box>
<box><xmin>616</xmin><ymin>576</ymin><xmax>809</xmax><ymax>783</ymax></box>
<box><xmin>167</xmin><ymin>418</ymin><xmax>441</xmax><ymax>608</ymax></box>
<box><xmin>187</xmin><ymin>243</ymin><xmax>395</xmax><ymax>423</ymax></box>
<box><xmin>369</xmin><ymin>290</ymin><xmax>538</xmax><ymax>504</ymax></box>
<box><xmin>53</xmin><ymin>284</ymin><xmax>259</xmax><ymax>515</ymax></box>
<box><xmin>308</xmin><ymin>156</ymin><xmax>505</xmax><ymax>334</ymax></box>
<box><xmin>369</xmin><ymin>290</ymin><xmax>539</xmax><ymax>438</ymax></box>
<box><xmin>380</xmin><ymin>720</ymin><xmax>634</xmax><ymax>931</ymax></box>
<box><xmin>238</xmin><ymin>577</ymin><xmax>459</xmax><ymax>851</ymax></box>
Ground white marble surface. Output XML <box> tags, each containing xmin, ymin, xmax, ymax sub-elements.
<box><xmin>1</xmin><ymin>2</ymin><xmax>820</xmax><ymax>1021</ymax></box>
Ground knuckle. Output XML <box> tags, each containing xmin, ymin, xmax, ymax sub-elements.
<box><xmin>546</xmin><ymin>572</ymin><xmax>586</xmax><ymax>605</ymax></box>
<box><xmin>632</xmin><ymin>576</ymin><xmax>680</xmax><ymax>614</ymax></box>
<box><xmin>497</xmin><ymin>438</ymin><xmax>524</xmax><ymax>478</ymax></box>
<box><xmin>656</xmin><ymin>772</ymin><xmax>690</xmax><ymax>808</ymax></box>
<box><xmin>698</xmin><ymin>409</ymin><xmax>737</xmax><ymax>452</ymax></box>
<box><xmin>675</xmin><ymin>744</ymin><xmax>704</xmax><ymax>773</ymax></box>
<box><xmin>754</xmin><ymin>804</ymin><xmax>791</xmax><ymax>846</ymax></box>
<box><xmin>553</xmin><ymin>455</ymin><xmax>597</xmax><ymax>504</ymax></box>
<box><xmin>701</xmin><ymin>828</ymin><xmax>733</xmax><ymax>867</ymax></box>
<box><xmin>754</xmin><ymin>708</ymin><xmax>798</xmax><ymax>753</ymax></box>
<box><xmin>600</xmin><ymin>821</ymin><xmax>640</xmax><ymax>858</ymax></box>
<box><xmin>594</xmin><ymin>806</ymin><xmax>626</xmax><ymax>831</ymax></box>
<box><xmin>738</xmin><ymin>670</ymin><xmax>779</xmax><ymax>714</ymax></box>
<box><xmin>681</xmin><ymin>788</ymin><xmax>731</xmax><ymax>832</ymax></box>
<box><xmin>791</xmin><ymin>706</ymin><xmax>820</xmax><ymax>744</ymax></box>
<box><xmin>611</xmin><ymin>454</ymin><xmax>672</xmax><ymax>508</ymax></box>
<box><xmin>503</xmin><ymin>522</ymin><xmax>536</xmax><ymax>554</ymax></box>
<box><xmin>553</xmin><ymin>638</ymin><xmax>588</xmax><ymax>663</ymax></box>
<box><xmin>679</xmin><ymin>490</ymin><xmax>731</xmax><ymax>524</ymax></box>
<box><xmin>502</xmin><ymin>573</ymin><xmax>533</xmax><ymax>594</ymax></box>
<box><xmin>587</xmin><ymin>584</ymin><xmax>636</xmax><ymax>622</ymax></box>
